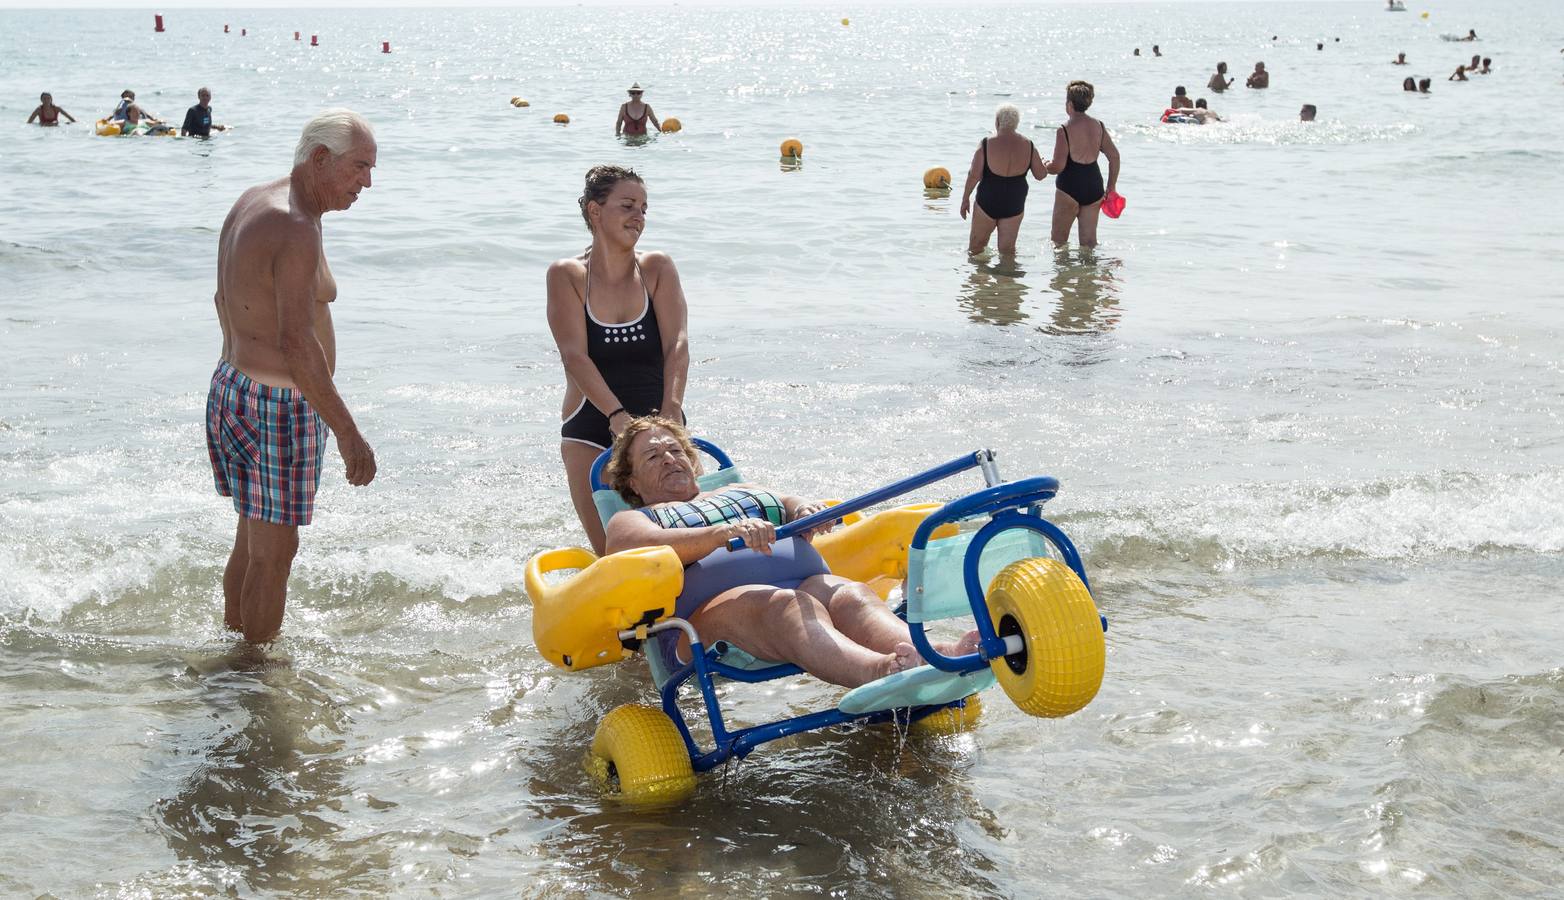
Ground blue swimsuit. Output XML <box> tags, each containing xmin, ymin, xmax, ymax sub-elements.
<box><xmin>643</xmin><ymin>487</ymin><xmax>830</xmax><ymax>667</ymax></box>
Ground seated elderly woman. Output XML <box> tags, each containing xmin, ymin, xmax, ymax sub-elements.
<box><xmin>602</xmin><ymin>416</ymin><xmax>977</xmax><ymax>688</ymax></box>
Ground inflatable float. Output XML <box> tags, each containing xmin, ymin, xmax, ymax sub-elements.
<box><xmin>95</xmin><ymin>118</ymin><xmax>176</xmax><ymax>137</ymax></box>
<box><xmin>523</xmin><ymin>440</ymin><xmax>1108</xmax><ymax>805</ymax></box>
<box><xmin>1160</xmin><ymin>108</ymin><xmax>1200</xmax><ymax>125</ymax></box>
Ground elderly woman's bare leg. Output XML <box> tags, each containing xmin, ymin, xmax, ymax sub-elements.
<box><xmin>994</xmin><ymin>213</ymin><xmax>1024</xmax><ymax>255</ymax></box>
<box><xmin>968</xmin><ymin>207</ymin><xmax>999</xmax><ymax>255</ymax></box>
<box><xmin>687</xmin><ymin>585</ymin><xmax>916</xmax><ymax>688</ymax></box>
<box><xmin>800</xmin><ymin>575</ymin><xmax>980</xmax><ymax>660</ymax></box>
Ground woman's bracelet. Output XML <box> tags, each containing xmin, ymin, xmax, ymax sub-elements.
<box><xmin>607</xmin><ymin>407</ymin><xmax>627</xmax><ymax>422</ymax></box>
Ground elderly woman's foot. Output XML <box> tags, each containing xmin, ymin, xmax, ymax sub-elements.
<box><xmin>932</xmin><ymin>629</ymin><xmax>982</xmax><ymax>658</ymax></box>
<box><xmin>871</xmin><ymin>642</ymin><xmax>923</xmax><ymax>681</ymax></box>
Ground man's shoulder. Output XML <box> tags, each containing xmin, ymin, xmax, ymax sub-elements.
<box><xmin>232</xmin><ymin>183</ymin><xmax>318</xmax><ymax>245</ymax></box>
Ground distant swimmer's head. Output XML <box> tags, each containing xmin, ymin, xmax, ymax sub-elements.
<box><xmin>579</xmin><ymin>165</ymin><xmax>647</xmax><ymax>246</ymax></box>
<box><xmin>1470</xmin><ymin>54</ymin><xmax>1481</xmax><ymax>67</ymax></box>
<box><xmin>1255</xmin><ymin>61</ymin><xmax>1267</xmax><ymax>71</ymax></box>
<box><xmin>294</xmin><ymin>108</ymin><xmax>377</xmax><ymax>212</ymax></box>
<box><xmin>1418</xmin><ymin>78</ymin><xmax>1431</xmax><ymax>92</ymax></box>
<box><xmin>1195</xmin><ymin>98</ymin><xmax>1208</xmax><ymax>109</ymax></box>
<box><xmin>994</xmin><ymin>103</ymin><xmax>1021</xmax><ymax>132</ymax></box>
<box><xmin>1396</xmin><ymin>53</ymin><xmax>1406</xmax><ymax>63</ymax></box>
<box><xmin>197</xmin><ymin>87</ymin><xmax>212</xmax><ymax>104</ymax></box>
<box><xmin>606</xmin><ymin>415</ymin><xmax>702</xmax><ymax>507</ymax></box>
<box><xmin>1403</xmin><ymin>77</ymin><xmax>1416</xmax><ymax>91</ymax></box>
<box><xmin>1134</xmin><ymin>48</ymin><xmax>1141</xmax><ymax>56</ymax></box>
<box><xmin>1482</xmin><ymin>57</ymin><xmax>1491</xmax><ymax>66</ymax></box>
<box><xmin>1316</xmin><ymin>43</ymin><xmax>1324</xmax><ymax>51</ymax></box>
<box><xmin>1217</xmin><ymin>61</ymin><xmax>1228</xmax><ymax>74</ymax></box>
<box><xmin>1067</xmin><ymin>80</ymin><xmax>1095</xmax><ymax>114</ymax></box>
<box><xmin>121</xmin><ymin>89</ymin><xmax>135</xmax><ymax>100</ymax></box>
<box><xmin>1299</xmin><ymin>104</ymin><xmax>1317</xmax><ymax>122</ymax></box>
<box><xmin>1173</xmin><ymin>85</ymin><xmax>1187</xmax><ymax>97</ymax></box>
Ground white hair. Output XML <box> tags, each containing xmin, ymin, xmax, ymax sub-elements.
<box><xmin>293</xmin><ymin>108</ymin><xmax>374</xmax><ymax>167</ymax></box>
<box><xmin>995</xmin><ymin>103</ymin><xmax>1021</xmax><ymax>131</ymax></box>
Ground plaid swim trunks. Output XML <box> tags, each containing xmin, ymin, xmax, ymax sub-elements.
<box><xmin>205</xmin><ymin>360</ymin><xmax>330</xmax><ymax>526</ymax></box>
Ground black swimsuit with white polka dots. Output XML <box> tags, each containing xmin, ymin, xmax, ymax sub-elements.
<box><xmin>560</xmin><ymin>260</ymin><xmax>669</xmax><ymax>449</ymax></box>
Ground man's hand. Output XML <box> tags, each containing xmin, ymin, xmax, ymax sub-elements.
<box><xmin>337</xmin><ymin>430</ymin><xmax>377</xmax><ymax>486</ymax></box>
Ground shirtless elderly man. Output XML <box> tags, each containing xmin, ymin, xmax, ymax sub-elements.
<box><xmin>205</xmin><ymin>108</ymin><xmax>378</xmax><ymax>644</ymax></box>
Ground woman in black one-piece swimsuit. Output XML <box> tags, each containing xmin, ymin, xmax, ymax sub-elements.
<box><xmin>546</xmin><ymin>165</ymin><xmax>690</xmax><ymax>553</ymax></box>
<box><xmin>959</xmin><ymin>104</ymin><xmax>1048</xmax><ymax>255</ymax></box>
<box><xmin>1045</xmin><ymin>81</ymin><xmax>1122</xmax><ymax>249</ymax></box>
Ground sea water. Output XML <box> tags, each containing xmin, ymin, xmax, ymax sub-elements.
<box><xmin>2</xmin><ymin>2</ymin><xmax>1562</xmax><ymax>896</ymax></box>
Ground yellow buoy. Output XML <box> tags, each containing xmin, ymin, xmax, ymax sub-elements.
<box><xmin>1420</xmin><ymin>11</ymin><xmax>1429</xmax><ymax>18</ymax></box>
<box><xmin>511</xmin><ymin>97</ymin><xmax>530</xmax><ymax>108</ymax></box>
<box><xmin>554</xmin><ymin>113</ymin><xmax>570</xmax><ymax>124</ymax></box>
<box><xmin>780</xmin><ymin>138</ymin><xmax>803</xmax><ymax>159</ymax></box>
<box><xmin>841</xmin><ymin>18</ymin><xmax>850</xmax><ymax>26</ymax></box>
<box><xmin>95</xmin><ymin>119</ymin><xmax>122</xmax><ymax>137</ymax></box>
<box><xmin>923</xmin><ymin>166</ymin><xmax>951</xmax><ymax>189</ymax></box>
<box><xmin>661</xmin><ymin>117</ymin><xmax>682</xmax><ymax>133</ymax></box>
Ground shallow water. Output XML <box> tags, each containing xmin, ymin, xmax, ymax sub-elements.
<box><xmin>3</xmin><ymin>2</ymin><xmax>1563</xmax><ymax>897</ymax></box>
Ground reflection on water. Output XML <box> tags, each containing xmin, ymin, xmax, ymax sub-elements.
<box><xmin>959</xmin><ymin>253</ymin><xmax>1032</xmax><ymax>325</ymax></box>
<box><xmin>527</xmin><ymin>685</ymin><xmax>1007</xmax><ymax>895</ymax></box>
<box><xmin>1044</xmin><ymin>247</ymin><xmax>1123</xmax><ymax>336</ymax></box>
<box><xmin>958</xmin><ymin>248</ymin><xmax>1123</xmax><ymax>334</ymax></box>
<box><xmin>155</xmin><ymin>647</ymin><xmax>386</xmax><ymax>895</ymax></box>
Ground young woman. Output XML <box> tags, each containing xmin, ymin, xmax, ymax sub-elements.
<box><xmin>546</xmin><ymin>166</ymin><xmax>689</xmax><ymax>553</ymax></box>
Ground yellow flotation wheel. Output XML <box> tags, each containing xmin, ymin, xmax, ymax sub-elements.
<box><xmin>986</xmin><ymin>558</ymin><xmax>1104</xmax><ymax>718</ymax></box>
<box><xmin>910</xmin><ymin>693</ymin><xmax>982</xmax><ymax>736</ymax></box>
<box><xmin>95</xmin><ymin>119</ymin><xmax>122</xmax><ymax>136</ymax></box>
<box><xmin>661</xmin><ymin>117</ymin><xmax>682</xmax><ymax>133</ymax></box>
<box><xmin>780</xmin><ymin>138</ymin><xmax>803</xmax><ymax>159</ymax></box>
<box><xmin>923</xmin><ymin>166</ymin><xmax>952</xmax><ymax>189</ymax></box>
<box><xmin>585</xmin><ymin>704</ymin><xmax>696</xmax><ymax>806</ymax></box>
<box><xmin>554</xmin><ymin>113</ymin><xmax>570</xmax><ymax>124</ymax></box>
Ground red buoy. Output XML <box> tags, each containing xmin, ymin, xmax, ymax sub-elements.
<box><xmin>224</xmin><ymin>24</ymin><xmax>230</xmax><ymax>33</ymax></box>
<box><xmin>154</xmin><ymin>14</ymin><xmax>165</xmax><ymax>32</ymax></box>
<box><xmin>382</xmin><ymin>41</ymin><xmax>391</xmax><ymax>53</ymax></box>
<box><xmin>310</xmin><ymin>34</ymin><xmax>319</xmax><ymax>46</ymax></box>
<box><xmin>294</xmin><ymin>31</ymin><xmax>300</xmax><ymax>41</ymax></box>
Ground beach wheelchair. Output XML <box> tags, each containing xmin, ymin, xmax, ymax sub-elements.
<box><xmin>523</xmin><ymin>441</ymin><xmax>1106</xmax><ymax>806</ymax></box>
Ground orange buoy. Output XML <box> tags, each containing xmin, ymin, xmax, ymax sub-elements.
<box><xmin>554</xmin><ymin>113</ymin><xmax>570</xmax><ymax>124</ymax></box>
<box><xmin>923</xmin><ymin>167</ymin><xmax>951</xmax><ymax>189</ymax></box>
<box><xmin>661</xmin><ymin>117</ymin><xmax>683</xmax><ymax>133</ymax></box>
<box><xmin>780</xmin><ymin>138</ymin><xmax>803</xmax><ymax>159</ymax></box>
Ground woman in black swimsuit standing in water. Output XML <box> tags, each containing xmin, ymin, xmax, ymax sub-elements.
<box><xmin>1045</xmin><ymin>81</ymin><xmax>1121</xmax><ymax>249</ymax></box>
<box><xmin>546</xmin><ymin>165</ymin><xmax>690</xmax><ymax>553</ymax></box>
<box><xmin>959</xmin><ymin>103</ymin><xmax>1048</xmax><ymax>255</ymax></box>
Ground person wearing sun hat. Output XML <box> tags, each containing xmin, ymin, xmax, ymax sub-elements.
<box><xmin>615</xmin><ymin>82</ymin><xmax>661</xmax><ymax>136</ymax></box>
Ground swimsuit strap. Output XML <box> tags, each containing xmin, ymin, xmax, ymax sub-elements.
<box><xmin>583</xmin><ymin>254</ymin><xmax>651</xmax><ymax>321</ymax></box>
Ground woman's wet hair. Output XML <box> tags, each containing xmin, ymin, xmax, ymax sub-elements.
<box><xmin>579</xmin><ymin>165</ymin><xmax>644</xmax><ymax>232</ymax></box>
<box><xmin>995</xmin><ymin>103</ymin><xmax>1021</xmax><ymax>131</ymax></box>
<box><xmin>604</xmin><ymin>415</ymin><xmax>702</xmax><ymax>506</ymax></box>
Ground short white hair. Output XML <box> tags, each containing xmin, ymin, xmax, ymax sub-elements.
<box><xmin>995</xmin><ymin>103</ymin><xmax>1021</xmax><ymax>131</ymax></box>
<box><xmin>294</xmin><ymin>108</ymin><xmax>374</xmax><ymax>167</ymax></box>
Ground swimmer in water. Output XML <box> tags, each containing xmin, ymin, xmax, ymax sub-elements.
<box><xmin>1449</xmin><ymin>65</ymin><xmax>1468</xmax><ymax>82</ymax></box>
<box><xmin>615</xmin><ymin>83</ymin><xmax>661</xmax><ymax>137</ymax></box>
<box><xmin>1208</xmin><ymin>62</ymin><xmax>1232</xmax><ymax>93</ymax></box>
<box><xmin>1461</xmin><ymin>29</ymin><xmax>1477</xmax><ymax>42</ymax></box>
<box><xmin>1191</xmin><ymin>98</ymin><xmax>1222</xmax><ymax>123</ymax></box>
<box><xmin>1480</xmin><ymin>57</ymin><xmax>1492</xmax><ymax>74</ymax></box>
<box><xmin>1299</xmin><ymin>104</ymin><xmax>1317</xmax><ymax>122</ymax></box>
<box><xmin>1393</xmin><ymin>52</ymin><xmax>1408</xmax><ymax>65</ymax></box>
<box><xmin>1468</xmin><ymin>54</ymin><xmax>1482</xmax><ymax>71</ymax></box>
<box><xmin>1153</xmin><ymin>45</ymin><xmax>1162</xmax><ymax>57</ymax></box>
<box><xmin>1247</xmin><ymin>62</ymin><xmax>1269</xmax><ymax>89</ymax></box>
<box><xmin>1170</xmin><ymin>85</ymin><xmax>1194</xmax><ymax>109</ymax></box>
<box><xmin>1134</xmin><ymin>48</ymin><xmax>1141</xmax><ymax>56</ymax></box>
<box><xmin>1418</xmin><ymin>78</ymin><xmax>1432</xmax><ymax>93</ymax></box>
<box><xmin>26</xmin><ymin>92</ymin><xmax>76</xmax><ymax>126</ymax></box>
<box><xmin>1402</xmin><ymin>76</ymin><xmax>1417</xmax><ymax>91</ymax></box>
